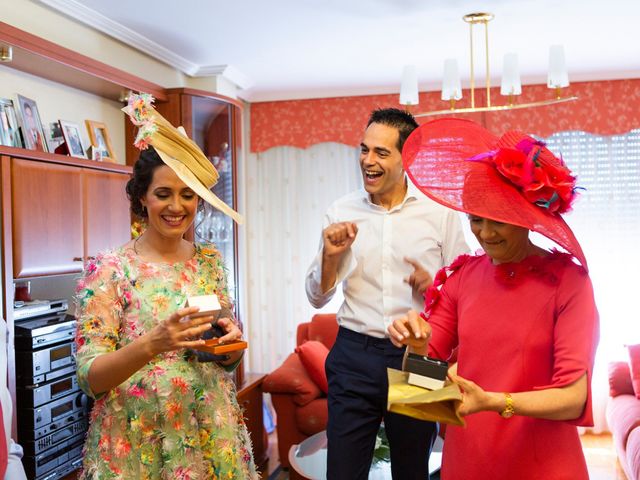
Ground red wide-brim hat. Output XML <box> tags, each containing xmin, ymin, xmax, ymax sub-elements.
<box><xmin>403</xmin><ymin>118</ymin><xmax>587</xmax><ymax>271</ymax></box>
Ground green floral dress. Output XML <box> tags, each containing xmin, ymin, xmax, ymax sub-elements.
<box><xmin>75</xmin><ymin>244</ymin><xmax>258</xmax><ymax>480</ymax></box>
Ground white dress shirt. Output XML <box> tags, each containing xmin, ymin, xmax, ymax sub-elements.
<box><xmin>306</xmin><ymin>181</ymin><xmax>469</xmax><ymax>338</ymax></box>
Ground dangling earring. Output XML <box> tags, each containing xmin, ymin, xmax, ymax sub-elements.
<box><xmin>142</xmin><ymin>205</ymin><xmax>147</xmax><ymax>216</ymax></box>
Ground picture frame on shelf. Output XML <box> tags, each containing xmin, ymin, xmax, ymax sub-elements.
<box><xmin>16</xmin><ymin>95</ymin><xmax>48</xmax><ymax>152</ymax></box>
<box><xmin>86</xmin><ymin>145</ymin><xmax>103</xmax><ymax>161</ymax></box>
<box><xmin>48</xmin><ymin>121</ymin><xmax>65</xmax><ymax>152</ymax></box>
<box><xmin>59</xmin><ymin>120</ymin><xmax>86</xmax><ymax>158</ymax></box>
<box><xmin>0</xmin><ymin>98</ymin><xmax>23</xmax><ymax>148</ymax></box>
<box><xmin>85</xmin><ymin>119</ymin><xmax>116</xmax><ymax>162</ymax></box>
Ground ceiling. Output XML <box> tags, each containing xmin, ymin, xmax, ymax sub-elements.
<box><xmin>40</xmin><ymin>0</ymin><xmax>640</xmax><ymax>102</ymax></box>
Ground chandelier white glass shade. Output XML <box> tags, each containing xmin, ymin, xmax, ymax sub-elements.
<box><xmin>399</xmin><ymin>65</ymin><xmax>419</xmax><ymax>105</ymax></box>
<box><xmin>400</xmin><ymin>13</ymin><xmax>578</xmax><ymax>117</ymax></box>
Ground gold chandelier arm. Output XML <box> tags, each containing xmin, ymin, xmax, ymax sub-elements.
<box><xmin>469</xmin><ymin>21</ymin><xmax>475</xmax><ymax>108</ymax></box>
<box><xmin>414</xmin><ymin>96</ymin><xmax>578</xmax><ymax>118</ymax></box>
<box><xmin>485</xmin><ymin>20</ymin><xmax>491</xmax><ymax>108</ymax></box>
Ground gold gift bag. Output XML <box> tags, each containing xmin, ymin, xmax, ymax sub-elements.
<box><xmin>387</xmin><ymin>368</ymin><xmax>466</xmax><ymax>426</ymax></box>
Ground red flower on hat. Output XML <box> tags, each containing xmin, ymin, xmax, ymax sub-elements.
<box><xmin>490</xmin><ymin>138</ymin><xmax>578</xmax><ymax>214</ymax></box>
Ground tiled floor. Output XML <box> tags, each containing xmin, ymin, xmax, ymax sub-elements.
<box><xmin>267</xmin><ymin>431</ymin><xmax>628</xmax><ymax>480</ymax></box>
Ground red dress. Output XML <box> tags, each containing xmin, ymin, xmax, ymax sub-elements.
<box><xmin>426</xmin><ymin>252</ymin><xmax>599</xmax><ymax>480</ymax></box>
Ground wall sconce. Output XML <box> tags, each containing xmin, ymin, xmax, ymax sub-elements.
<box><xmin>118</xmin><ymin>89</ymin><xmax>133</xmax><ymax>104</ymax></box>
<box><xmin>0</xmin><ymin>45</ymin><xmax>13</xmax><ymax>63</ymax></box>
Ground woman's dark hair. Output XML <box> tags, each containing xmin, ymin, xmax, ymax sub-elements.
<box><xmin>126</xmin><ymin>147</ymin><xmax>164</xmax><ymax>218</ymax></box>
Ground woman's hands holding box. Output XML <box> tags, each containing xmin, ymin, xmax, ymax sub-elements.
<box><xmin>388</xmin><ymin>309</ymin><xmax>432</xmax><ymax>355</ymax></box>
<box><xmin>145</xmin><ymin>306</ymin><xmax>213</xmax><ymax>356</ymax></box>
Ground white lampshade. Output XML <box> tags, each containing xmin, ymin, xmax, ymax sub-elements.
<box><xmin>500</xmin><ymin>53</ymin><xmax>521</xmax><ymax>96</ymax></box>
<box><xmin>548</xmin><ymin>45</ymin><xmax>569</xmax><ymax>88</ymax></box>
<box><xmin>441</xmin><ymin>59</ymin><xmax>462</xmax><ymax>101</ymax></box>
<box><xmin>399</xmin><ymin>65</ymin><xmax>419</xmax><ymax>106</ymax></box>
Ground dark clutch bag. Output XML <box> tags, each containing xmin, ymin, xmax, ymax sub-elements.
<box><xmin>193</xmin><ymin>323</ymin><xmax>229</xmax><ymax>362</ymax></box>
<box><xmin>192</xmin><ymin>306</ymin><xmax>234</xmax><ymax>363</ymax></box>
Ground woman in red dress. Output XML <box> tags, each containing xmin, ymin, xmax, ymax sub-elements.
<box><xmin>388</xmin><ymin>118</ymin><xmax>599</xmax><ymax>479</ymax></box>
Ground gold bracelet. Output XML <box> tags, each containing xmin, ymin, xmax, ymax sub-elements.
<box><xmin>500</xmin><ymin>392</ymin><xmax>515</xmax><ymax>419</ymax></box>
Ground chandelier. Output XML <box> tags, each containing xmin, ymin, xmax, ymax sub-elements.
<box><xmin>399</xmin><ymin>12</ymin><xmax>578</xmax><ymax>117</ymax></box>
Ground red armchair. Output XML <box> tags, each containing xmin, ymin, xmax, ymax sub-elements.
<box><xmin>263</xmin><ymin>314</ymin><xmax>338</xmax><ymax>470</ymax></box>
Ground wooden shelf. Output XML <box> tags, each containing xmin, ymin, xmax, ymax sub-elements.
<box><xmin>0</xmin><ymin>145</ymin><xmax>131</xmax><ymax>174</ymax></box>
<box><xmin>0</xmin><ymin>21</ymin><xmax>167</xmax><ymax>102</ymax></box>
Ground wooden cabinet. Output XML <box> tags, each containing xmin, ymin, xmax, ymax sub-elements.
<box><xmin>83</xmin><ymin>169</ymin><xmax>131</xmax><ymax>259</ymax></box>
<box><xmin>159</xmin><ymin>90</ymin><xmax>242</xmax><ymax>285</ymax></box>
<box><xmin>11</xmin><ymin>159</ymin><xmax>84</xmax><ymax>277</ymax></box>
<box><xmin>9</xmin><ymin>158</ymin><xmax>131</xmax><ymax>278</ymax></box>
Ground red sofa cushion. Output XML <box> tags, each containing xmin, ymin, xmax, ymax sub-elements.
<box><xmin>295</xmin><ymin>398</ymin><xmax>329</xmax><ymax>436</ymax></box>
<box><xmin>629</xmin><ymin>344</ymin><xmax>640</xmax><ymax>399</ymax></box>
<box><xmin>262</xmin><ymin>353</ymin><xmax>322</xmax><ymax>406</ymax></box>
<box><xmin>609</xmin><ymin>361</ymin><xmax>636</xmax><ymax>397</ymax></box>
<box><xmin>308</xmin><ymin>314</ymin><xmax>339</xmax><ymax>349</ymax></box>
<box><xmin>297</xmin><ymin>314</ymin><xmax>339</xmax><ymax>350</ymax></box>
<box><xmin>296</xmin><ymin>340</ymin><xmax>329</xmax><ymax>394</ymax></box>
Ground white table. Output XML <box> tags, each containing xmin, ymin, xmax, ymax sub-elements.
<box><xmin>288</xmin><ymin>430</ymin><xmax>443</xmax><ymax>479</ymax></box>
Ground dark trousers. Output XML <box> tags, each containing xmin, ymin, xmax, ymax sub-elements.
<box><xmin>325</xmin><ymin>327</ymin><xmax>437</xmax><ymax>480</ymax></box>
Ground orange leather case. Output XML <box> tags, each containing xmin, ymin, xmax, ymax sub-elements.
<box><xmin>194</xmin><ymin>340</ymin><xmax>248</xmax><ymax>355</ymax></box>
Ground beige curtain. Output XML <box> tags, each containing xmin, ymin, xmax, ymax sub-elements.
<box><xmin>242</xmin><ymin>142</ymin><xmax>361</xmax><ymax>373</ymax></box>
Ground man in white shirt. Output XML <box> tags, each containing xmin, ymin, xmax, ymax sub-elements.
<box><xmin>305</xmin><ymin>108</ymin><xmax>468</xmax><ymax>479</ymax></box>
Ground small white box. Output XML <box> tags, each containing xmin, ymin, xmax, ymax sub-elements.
<box><xmin>186</xmin><ymin>295</ymin><xmax>221</xmax><ymax>319</ymax></box>
<box><xmin>408</xmin><ymin>372</ymin><xmax>446</xmax><ymax>391</ymax></box>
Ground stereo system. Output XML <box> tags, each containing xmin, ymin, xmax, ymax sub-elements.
<box><xmin>14</xmin><ymin>300</ymin><xmax>89</xmax><ymax>480</ymax></box>
<box><xmin>16</xmin><ymin>341</ymin><xmax>77</xmax><ymax>384</ymax></box>
<box><xmin>18</xmin><ymin>374</ymin><xmax>80</xmax><ymax>408</ymax></box>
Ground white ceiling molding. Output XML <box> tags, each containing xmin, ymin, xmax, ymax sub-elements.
<box><xmin>195</xmin><ymin>65</ymin><xmax>254</xmax><ymax>90</ymax></box>
<box><xmin>35</xmin><ymin>0</ymin><xmax>253</xmax><ymax>89</ymax></box>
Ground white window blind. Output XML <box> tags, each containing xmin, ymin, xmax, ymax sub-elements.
<box><xmin>544</xmin><ymin>129</ymin><xmax>640</xmax><ymax>432</ymax></box>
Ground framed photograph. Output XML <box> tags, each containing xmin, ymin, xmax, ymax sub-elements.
<box><xmin>16</xmin><ymin>94</ymin><xmax>48</xmax><ymax>152</ymax></box>
<box><xmin>0</xmin><ymin>98</ymin><xmax>23</xmax><ymax>148</ymax></box>
<box><xmin>85</xmin><ymin>120</ymin><xmax>116</xmax><ymax>162</ymax></box>
<box><xmin>48</xmin><ymin>121</ymin><xmax>65</xmax><ymax>152</ymax></box>
<box><xmin>86</xmin><ymin>145</ymin><xmax>103</xmax><ymax>161</ymax></box>
<box><xmin>59</xmin><ymin>120</ymin><xmax>86</xmax><ymax>158</ymax></box>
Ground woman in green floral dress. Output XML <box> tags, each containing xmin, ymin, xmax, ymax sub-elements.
<box><xmin>75</xmin><ymin>97</ymin><xmax>258</xmax><ymax>480</ymax></box>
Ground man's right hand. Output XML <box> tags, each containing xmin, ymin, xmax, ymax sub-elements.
<box><xmin>322</xmin><ymin>222</ymin><xmax>358</xmax><ymax>258</ymax></box>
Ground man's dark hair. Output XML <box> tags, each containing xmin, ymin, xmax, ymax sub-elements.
<box><xmin>125</xmin><ymin>146</ymin><xmax>164</xmax><ymax>218</ymax></box>
<box><xmin>366</xmin><ymin>108</ymin><xmax>419</xmax><ymax>152</ymax></box>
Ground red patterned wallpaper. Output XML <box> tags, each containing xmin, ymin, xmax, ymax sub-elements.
<box><xmin>250</xmin><ymin>79</ymin><xmax>640</xmax><ymax>153</ymax></box>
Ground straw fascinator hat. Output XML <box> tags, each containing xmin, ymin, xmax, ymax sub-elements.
<box><xmin>403</xmin><ymin>118</ymin><xmax>587</xmax><ymax>271</ymax></box>
<box><xmin>122</xmin><ymin>93</ymin><xmax>243</xmax><ymax>224</ymax></box>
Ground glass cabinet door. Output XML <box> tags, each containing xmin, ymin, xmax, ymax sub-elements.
<box><xmin>188</xmin><ymin>96</ymin><xmax>239</xmax><ymax>306</ymax></box>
